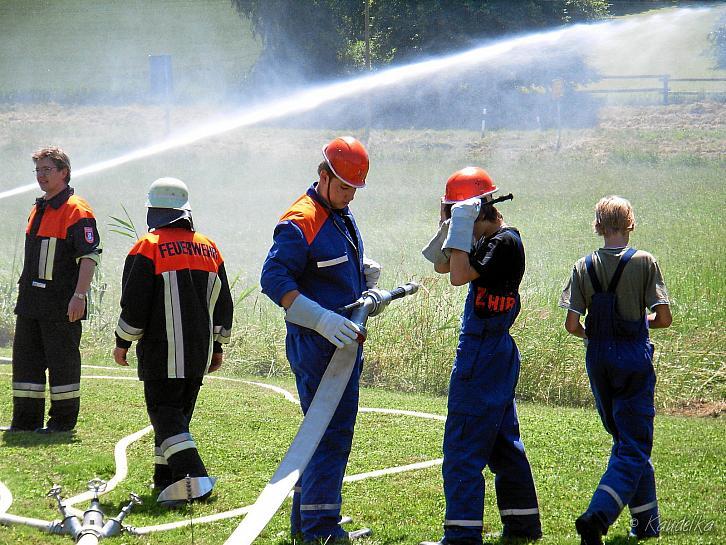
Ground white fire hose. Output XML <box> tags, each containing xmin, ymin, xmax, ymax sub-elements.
<box><xmin>224</xmin><ymin>282</ymin><xmax>419</xmax><ymax>545</ymax></box>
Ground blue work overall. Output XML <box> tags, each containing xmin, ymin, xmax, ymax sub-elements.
<box><xmin>583</xmin><ymin>248</ymin><xmax>659</xmax><ymax>538</ymax></box>
<box><xmin>260</xmin><ymin>185</ymin><xmax>366</xmax><ymax>540</ymax></box>
<box><xmin>442</xmin><ymin>289</ymin><xmax>541</xmax><ymax>544</ymax></box>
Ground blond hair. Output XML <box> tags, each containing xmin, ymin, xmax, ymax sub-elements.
<box><xmin>593</xmin><ymin>195</ymin><xmax>636</xmax><ymax>236</ymax></box>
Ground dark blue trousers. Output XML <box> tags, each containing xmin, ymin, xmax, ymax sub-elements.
<box><xmin>286</xmin><ymin>333</ymin><xmax>362</xmax><ymax>541</ymax></box>
<box><xmin>442</xmin><ymin>333</ymin><xmax>541</xmax><ymax>544</ymax></box>
<box><xmin>585</xmin><ymin>339</ymin><xmax>659</xmax><ymax>537</ymax></box>
<box><xmin>11</xmin><ymin>315</ymin><xmax>82</xmax><ymax>431</ymax></box>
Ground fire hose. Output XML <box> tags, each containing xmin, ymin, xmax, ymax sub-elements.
<box><xmin>223</xmin><ymin>281</ymin><xmax>419</xmax><ymax>545</ymax></box>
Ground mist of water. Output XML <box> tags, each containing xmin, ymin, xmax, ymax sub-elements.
<box><xmin>0</xmin><ymin>6</ymin><xmax>716</xmax><ymax>202</ymax></box>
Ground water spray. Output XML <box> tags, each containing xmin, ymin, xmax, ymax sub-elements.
<box><xmin>0</xmin><ymin>8</ymin><xmax>713</xmax><ymax>203</ymax></box>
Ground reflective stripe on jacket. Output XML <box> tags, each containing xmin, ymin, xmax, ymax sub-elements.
<box><xmin>116</xmin><ymin>227</ymin><xmax>233</xmax><ymax>379</ymax></box>
<box><xmin>15</xmin><ymin>186</ymin><xmax>101</xmax><ymax>320</ymax></box>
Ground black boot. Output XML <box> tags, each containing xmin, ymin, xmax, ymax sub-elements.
<box><xmin>575</xmin><ymin>513</ymin><xmax>604</xmax><ymax>545</ymax></box>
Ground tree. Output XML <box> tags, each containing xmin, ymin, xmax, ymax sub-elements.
<box><xmin>232</xmin><ymin>0</ymin><xmax>610</xmax><ymax>83</ymax></box>
<box><xmin>231</xmin><ymin>0</ymin><xmax>364</xmax><ymax>84</ymax></box>
<box><xmin>709</xmin><ymin>15</ymin><xmax>726</xmax><ymax>69</ymax></box>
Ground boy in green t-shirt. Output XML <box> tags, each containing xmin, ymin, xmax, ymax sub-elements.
<box><xmin>560</xmin><ymin>196</ymin><xmax>671</xmax><ymax>545</ymax></box>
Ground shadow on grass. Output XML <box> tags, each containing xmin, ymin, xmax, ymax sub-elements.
<box><xmin>108</xmin><ymin>489</ymin><xmax>220</xmax><ymax>518</ymax></box>
<box><xmin>1</xmin><ymin>429</ymin><xmax>78</xmax><ymax>447</ymax></box>
<box><xmin>603</xmin><ymin>535</ymin><xmax>638</xmax><ymax>544</ymax></box>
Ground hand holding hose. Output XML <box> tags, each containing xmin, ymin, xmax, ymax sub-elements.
<box><xmin>285</xmin><ymin>294</ymin><xmax>361</xmax><ymax>348</ymax></box>
<box><xmin>363</xmin><ymin>256</ymin><xmax>382</xmax><ymax>289</ymax></box>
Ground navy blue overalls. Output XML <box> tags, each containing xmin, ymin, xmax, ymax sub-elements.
<box><xmin>442</xmin><ymin>229</ymin><xmax>541</xmax><ymax>544</ymax></box>
<box><xmin>583</xmin><ymin>248</ymin><xmax>659</xmax><ymax>538</ymax></box>
<box><xmin>260</xmin><ymin>185</ymin><xmax>366</xmax><ymax>541</ymax></box>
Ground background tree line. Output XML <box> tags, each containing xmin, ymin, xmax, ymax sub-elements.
<box><xmin>231</xmin><ymin>0</ymin><xmax>720</xmax><ymax>131</ymax></box>
<box><xmin>231</xmin><ymin>0</ymin><xmax>685</xmax><ymax>83</ymax></box>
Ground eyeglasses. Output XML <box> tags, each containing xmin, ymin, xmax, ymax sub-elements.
<box><xmin>33</xmin><ymin>167</ymin><xmax>57</xmax><ymax>175</ymax></box>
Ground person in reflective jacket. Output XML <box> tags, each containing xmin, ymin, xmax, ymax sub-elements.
<box><xmin>8</xmin><ymin>146</ymin><xmax>101</xmax><ymax>434</ymax></box>
<box><xmin>421</xmin><ymin>167</ymin><xmax>542</xmax><ymax>545</ymax></box>
<box><xmin>260</xmin><ymin>136</ymin><xmax>380</xmax><ymax>542</ymax></box>
<box><xmin>560</xmin><ymin>196</ymin><xmax>671</xmax><ymax>545</ymax></box>
<box><xmin>113</xmin><ymin>177</ymin><xmax>233</xmax><ymax>506</ymax></box>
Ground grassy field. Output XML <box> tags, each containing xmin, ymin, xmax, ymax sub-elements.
<box><xmin>0</xmin><ymin>365</ymin><xmax>724</xmax><ymax>545</ymax></box>
<box><xmin>0</xmin><ymin>5</ymin><xmax>723</xmax><ymax>545</ymax></box>
<box><xmin>0</xmin><ymin>0</ymin><xmax>260</xmax><ymax>102</ymax></box>
<box><xmin>0</xmin><ymin>101</ymin><xmax>723</xmax><ymax>409</ymax></box>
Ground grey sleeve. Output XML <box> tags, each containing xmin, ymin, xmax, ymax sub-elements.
<box><xmin>559</xmin><ymin>264</ymin><xmax>586</xmax><ymax>315</ymax></box>
<box><xmin>646</xmin><ymin>258</ymin><xmax>670</xmax><ymax>310</ymax></box>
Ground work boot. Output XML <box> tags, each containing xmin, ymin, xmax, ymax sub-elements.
<box><xmin>575</xmin><ymin>513</ymin><xmax>604</xmax><ymax>545</ymax></box>
<box><xmin>630</xmin><ymin>513</ymin><xmax>660</xmax><ymax>539</ymax></box>
<box><xmin>500</xmin><ymin>530</ymin><xmax>543</xmax><ymax>542</ymax></box>
<box><xmin>158</xmin><ymin>498</ymin><xmax>187</xmax><ymax>509</ymax></box>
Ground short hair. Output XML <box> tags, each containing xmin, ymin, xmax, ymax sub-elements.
<box><xmin>32</xmin><ymin>146</ymin><xmax>71</xmax><ymax>184</ymax></box>
<box><xmin>478</xmin><ymin>202</ymin><xmax>502</xmax><ymax>223</ymax></box>
<box><xmin>318</xmin><ymin>160</ymin><xmax>333</xmax><ymax>178</ymax></box>
<box><xmin>593</xmin><ymin>195</ymin><xmax>636</xmax><ymax>236</ymax></box>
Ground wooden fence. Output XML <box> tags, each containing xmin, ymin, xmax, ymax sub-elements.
<box><xmin>579</xmin><ymin>75</ymin><xmax>726</xmax><ymax>104</ymax></box>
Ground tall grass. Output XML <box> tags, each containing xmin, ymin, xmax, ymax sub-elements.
<box><xmin>0</xmin><ymin>105</ymin><xmax>723</xmax><ymax>408</ymax></box>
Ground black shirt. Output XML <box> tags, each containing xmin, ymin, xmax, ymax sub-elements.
<box><xmin>468</xmin><ymin>227</ymin><xmax>525</xmax><ymax>318</ymax></box>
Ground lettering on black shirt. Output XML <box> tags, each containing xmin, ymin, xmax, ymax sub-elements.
<box><xmin>158</xmin><ymin>240</ymin><xmax>219</xmax><ymax>260</ymax></box>
<box><xmin>469</xmin><ymin>227</ymin><xmax>525</xmax><ymax>318</ymax></box>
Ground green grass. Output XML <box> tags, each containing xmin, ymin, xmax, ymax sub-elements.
<box><xmin>0</xmin><ymin>0</ymin><xmax>260</xmax><ymax>102</ymax></box>
<box><xmin>0</xmin><ymin>366</ymin><xmax>723</xmax><ymax>544</ymax></box>
<box><xmin>0</xmin><ymin>104</ymin><xmax>723</xmax><ymax>407</ymax></box>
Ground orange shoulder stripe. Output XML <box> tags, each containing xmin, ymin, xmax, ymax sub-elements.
<box><xmin>30</xmin><ymin>196</ymin><xmax>96</xmax><ymax>239</ymax></box>
<box><xmin>65</xmin><ymin>195</ymin><xmax>96</xmax><ymax>224</ymax></box>
<box><xmin>129</xmin><ymin>233</ymin><xmax>159</xmax><ymax>260</ymax></box>
<box><xmin>130</xmin><ymin>229</ymin><xmax>222</xmax><ymax>275</ymax></box>
<box><xmin>279</xmin><ymin>194</ymin><xmax>329</xmax><ymax>245</ymax></box>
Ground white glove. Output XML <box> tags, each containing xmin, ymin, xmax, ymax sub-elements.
<box><xmin>363</xmin><ymin>256</ymin><xmax>382</xmax><ymax>289</ymax></box>
<box><xmin>285</xmin><ymin>294</ymin><xmax>360</xmax><ymax>348</ymax></box>
<box><xmin>422</xmin><ymin>219</ymin><xmax>452</xmax><ymax>265</ymax></box>
<box><xmin>443</xmin><ymin>197</ymin><xmax>480</xmax><ymax>252</ymax></box>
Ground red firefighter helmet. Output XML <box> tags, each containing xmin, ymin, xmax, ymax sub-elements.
<box><xmin>322</xmin><ymin>136</ymin><xmax>369</xmax><ymax>188</ymax></box>
<box><xmin>443</xmin><ymin>166</ymin><xmax>497</xmax><ymax>204</ymax></box>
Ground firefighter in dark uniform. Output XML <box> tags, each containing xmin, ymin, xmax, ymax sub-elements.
<box><xmin>8</xmin><ymin>146</ymin><xmax>101</xmax><ymax>433</ymax></box>
<box><xmin>421</xmin><ymin>167</ymin><xmax>542</xmax><ymax>545</ymax></box>
<box><xmin>260</xmin><ymin>136</ymin><xmax>378</xmax><ymax>542</ymax></box>
<box><xmin>113</xmin><ymin>177</ymin><xmax>233</xmax><ymax>505</ymax></box>
<box><xmin>560</xmin><ymin>196</ymin><xmax>671</xmax><ymax>545</ymax></box>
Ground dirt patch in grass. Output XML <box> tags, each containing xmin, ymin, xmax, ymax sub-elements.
<box><xmin>664</xmin><ymin>400</ymin><xmax>725</xmax><ymax>418</ymax></box>
<box><xmin>598</xmin><ymin>102</ymin><xmax>726</xmax><ymax>131</ymax></box>
<box><xmin>467</xmin><ymin>101</ymin><xmax>726</xmax><ymax>162</ymax></box>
